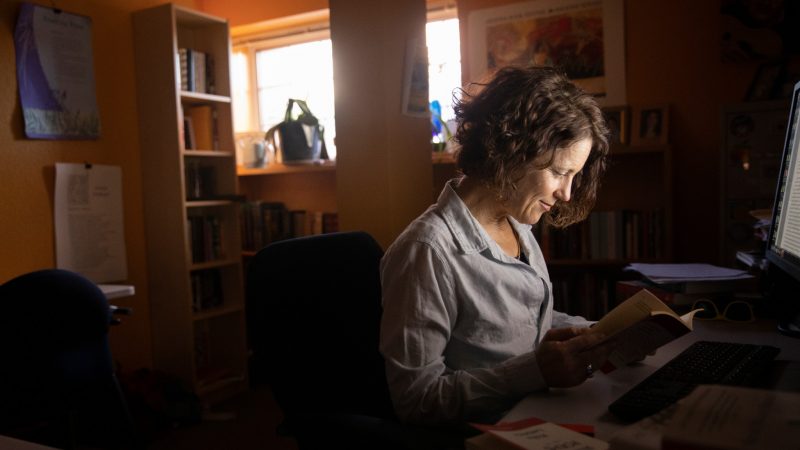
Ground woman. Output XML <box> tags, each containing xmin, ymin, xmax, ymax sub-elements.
<box><xmin>379</xmin><ymin>66</ymin><xmax>612</xmax><ymax>426</ymax></box>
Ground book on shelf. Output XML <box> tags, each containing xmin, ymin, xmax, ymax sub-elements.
<box><xmin>322</xmin><ymin>212</ymin><xmax>339</xmax><ymax>234</ymax></box>
<box><xmin>183</xmin><ymin>115</ymin><xmax>195</xmax><ymax>150</ymax></box>
<box><xmin>190</xmin><ymin>268</ymin><xmax>223</xmax><ymax>312</ymax></box>
<box><xmin>467</xmin><ymin>417</ymin><xmax>605</xmax><ymax>450</ymax></box>
<box><xmin>188</xmin><ymin>215</ymin><xmax>224</xmax><ymax>263</ymax></box>
<box><xmin>185</xmin><ymin>161</ymin><xmax>215</xmax><ymax>200</ymax></box>
<box><xmin>290</xmin><ymin>210</ymin><xmax>307</xmax><ymax>237</ymax></box>
<box><xmin>178</xmin><ymin>47</ymin><xmax>190</xmax><ymax>91</ymax></box>
<box><xmin>178</xmin><ymin>48</ymin><xmax>215</xmax><ymax>94</ymax></box>
<box><xmin>589</xmin><ymin>289</ymin><xmax>701</xmax><ymax>373</ymax></box>
<box><xmin>186</xmin><ymin>105</ymin><xmax>217</xmax><ymax>150</ymax></box>
<box><xmin>240</xmin><ymin>200</ymin><xmax>339</xmax><ymax>252</ymax></box>
<box><xmin>536</xmin><ymin>209</ymin><xmax>664</xmax><ymax>261</ymax></box>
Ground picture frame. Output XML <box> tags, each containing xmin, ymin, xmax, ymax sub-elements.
<box><xmin>631</xmin><ymin>104</ymin><xmax>669</xmax><ymax>146</ymax></box>
<box><xmin>602</xmin><ymin>105</ymin><xmax>629</xmax><ymax>145</ymax></box>
<box><xmin>745</xmin><ymin>61</ymin><xmax>785</xmax><ymax>101</ymax></box>
<box><xmin>467</xmin><ymin>0</ymin><xmax>626</xmax><ymax>106</ymax></box>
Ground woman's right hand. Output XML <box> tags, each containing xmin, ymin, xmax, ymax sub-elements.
<box><xmin>535</xmin><ymin>327</ymin><xmax>611</xmax><ymax>388</ymax></box>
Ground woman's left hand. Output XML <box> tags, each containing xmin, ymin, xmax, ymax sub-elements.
<box><xmin>535</xmin><ymin>327</ymin><xmax>613</xmax><ymax>388</ymax></box>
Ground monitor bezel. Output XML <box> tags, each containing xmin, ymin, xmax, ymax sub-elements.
<box><xmin>765</xmin><ymin>80</ymin><xmax>800</xmax><ymax>282</ymax></box>
<box><xmin>765</xmin><ymin>80</ymin><xmax>800</xmax><ymax>338</ymax></box>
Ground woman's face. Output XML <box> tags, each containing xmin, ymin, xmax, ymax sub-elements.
<box><xmin>505</xmin><ymin>138</ymin><xmax>592</xmax><ymax>224</ymax></box>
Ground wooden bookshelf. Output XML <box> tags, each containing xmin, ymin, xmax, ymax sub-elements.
<box><xmin>132</xmin><ymin>3</ymin><xmax>248</xmax><ymax>403</ymax></box>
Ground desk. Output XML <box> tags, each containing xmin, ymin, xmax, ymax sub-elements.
<box><xmin>0</xmin><ymin>435</ymin><xmax>58</xmax><ymax>449</ymax></box>
<box><xmin>502</xmin><ymin>320</ymin><xmax>800</xmax><ymax>440</ymax></box>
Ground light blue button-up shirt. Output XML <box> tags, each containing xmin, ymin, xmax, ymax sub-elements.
<box><xmin>379</xmin><ymin>179</ymin><xmax>590</xmax><ymax>425</ymax></box>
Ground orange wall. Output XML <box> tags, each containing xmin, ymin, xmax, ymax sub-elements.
<box><xmin>198</xmin><ymin>0</ymin><xmax>328</xmax><ymax>26</ymax></box>
<box><xmin>0</xmin><ymin>0</ymin><xmax>196</xmax><ymax>372</ymax></box>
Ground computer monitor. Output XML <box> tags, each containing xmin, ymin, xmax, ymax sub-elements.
<box><xmin>766</xmin><ymin>80</ymin><xmax>800</xmax><ymax>338</ymax></box>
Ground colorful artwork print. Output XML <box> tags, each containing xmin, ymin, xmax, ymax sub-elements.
<box><xmin>486</xmin><ymin>7</ymin><xmax>604</xmax><ymax>81</ymax></box>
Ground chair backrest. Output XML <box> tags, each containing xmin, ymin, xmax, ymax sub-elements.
<box><xmin>246</xmin><ymin>231</ymin><xmax>395</xmax><ymax>421</ymax></box>
<box><xmin>0</xmin><ymin>269</ymin><xmax>137</xmax><ymax>449</ymax></box>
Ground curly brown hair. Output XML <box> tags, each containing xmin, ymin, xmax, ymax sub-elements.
<box><xmin>454</xmin><ymin>66</ymin><xmax>609</xmax><ymax>227</ymax></box>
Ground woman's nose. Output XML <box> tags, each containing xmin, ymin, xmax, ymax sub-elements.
<box><xmin>555</xmin><ymin>179</ymin><xmax>572</xmax><ymax>202</ymax></box>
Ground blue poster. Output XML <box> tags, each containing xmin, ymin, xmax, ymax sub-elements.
<box><xmin>14</xmin><ymin>3</ymin><xmax>100</xmax><ymax>139</ymax></box>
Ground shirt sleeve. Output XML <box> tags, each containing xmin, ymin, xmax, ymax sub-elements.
<box><xmin>551</xmin><ymin>310</ymin><xmax>594</xmax><ymax>328</ymax></box>
<box><xmin>379</xmin><ymin>238</ymin><xmax>547</xmax><ymax>425</ymax></box>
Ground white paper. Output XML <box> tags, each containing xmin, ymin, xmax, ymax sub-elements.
<box><xmin>484</xmin><ymin>422</ymin><xmax>608</xmax><ymax>450</ymax></box>
<box><xmin>55</xmin><ymin>163</ymin><xmax>127</xmax><ymax>283</ymax></box>
<box><xmin>662</xmin><ymin>385</ymin><xmax>800</xmax><ymax>450</ymax></box>
<box><xmin>625</xmin><ymin>263</ymin><xmax>753</xmax><ymax>283</ymax></box>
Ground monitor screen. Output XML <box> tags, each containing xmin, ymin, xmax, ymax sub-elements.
<box><xmin>766</xmin><ymin>80</ymin><xmax>800</xmax><ymax>337</ymax></box>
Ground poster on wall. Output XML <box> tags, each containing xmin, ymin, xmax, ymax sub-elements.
<box><xmin>54</xmin><ymin>163</ymin><xmax>127</xmax><ymax>283</ymax></box>
<box><xmin>467</xmin><ymin>0</ymin><xmax>626</xmax><ymax>106</ymax></box>
<box><xmin>402</xmin><ymin>37</ymin><xmax>430</xmax><ymax>117</ymax></box>
<box><xmin>14</xmin><ymin>3</ymin><xmax>100</xmax><ymax>139</ymax></box>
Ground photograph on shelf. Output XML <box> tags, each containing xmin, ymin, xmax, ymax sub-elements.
<box><xmin>632</xmin><ymin>104</ymin><xmax>669</xmax><ymax>146</ymax></box>
<box><xmin>602</xmin><ymin>105</ymin><xmax>629</xmax><ymax>145</ymax></box>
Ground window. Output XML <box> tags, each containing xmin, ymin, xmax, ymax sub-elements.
<box><xmin>427</xmin><ymin>18</ymin><xmax>461</xmax><ymax>143</ymax></box>
<box><xmin>232</xmin><ymin>10</ymin><xmax>461</xmax><ymax>161</ymax></box>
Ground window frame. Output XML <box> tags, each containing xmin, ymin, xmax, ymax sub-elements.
<box><xmin>230</xmin><ymin>3</ymin><xmax>458</xmax><ymax>135</ymax></box>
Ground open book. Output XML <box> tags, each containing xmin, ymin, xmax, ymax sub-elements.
<box><xmin>589</xmin><ymin>289</ymin><xmax>701</xmax><ymax>373</ymax></box>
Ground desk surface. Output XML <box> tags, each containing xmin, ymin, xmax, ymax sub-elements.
<box><xmin>502</xmin><ymin>320</ymin><xmax>800</xmax><ymax>440</ymax></box>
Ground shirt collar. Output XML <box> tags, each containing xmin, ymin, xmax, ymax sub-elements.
<box><xmin>437</xmin><ymin>179</ymin><xmax>533</xmax><ymax>258</ymax></box>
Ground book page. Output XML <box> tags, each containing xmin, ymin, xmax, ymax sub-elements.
<box><xmin>591</xmin><ymin>289</ymin><xmax>674</xmax><ymax>336</ymax></box>
<box><xmin>474</xmin><ymin>421</ymin><xmax>608</xmax><ymax>450</ymax></box>
<box><xmin>599</xmin><ymin>314</ymin><xmax>692</xmax><ymax>372</ymax></box>
<box><xmin>662</xmin><ymin>385</ymin><xmax>800</xmax><ymax>450</ymax></box>
<box><xmin>588</xmin><ymin>290</ymin><xmax>701</xmax><ymax>372</ymax></box>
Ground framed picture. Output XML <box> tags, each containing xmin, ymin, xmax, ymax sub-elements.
<box><xmin>632</xmin><ymin>105</ymin><xmax>669</xmax><ymax>146</ymax></box>
<box><xmin>467</xmin><ymin>0</ymin><xmax>626</xmax><ymax>106</ymax></box>
<box><xmin>602</xmin><ymin>105</ymin><xmax>629</xmax><ymax>145</ymax></box>
<box><xmin>745</xmin><ymin>61</ymin><xmax>785</xmax><ymax>101</ymax></box>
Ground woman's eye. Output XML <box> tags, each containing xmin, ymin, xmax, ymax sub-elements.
<box><xmin>550</xmin><ymin>168</ymin><xmax>567</xmax><ymax>177</ymax></box>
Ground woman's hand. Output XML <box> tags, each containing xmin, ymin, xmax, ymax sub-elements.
<box><xmin>535</xmin><ymin>327</ymin><xmax>612</xmax><ymax>388</ymax></box>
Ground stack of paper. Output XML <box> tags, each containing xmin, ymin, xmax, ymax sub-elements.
<box><xmin>624</xmin><ymin>263</ymin><xmax>754</xmax><ymax>294</ymax></box>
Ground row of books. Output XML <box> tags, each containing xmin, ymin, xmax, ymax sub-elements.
<box><xmin>240</xmin><ymin>200</ymin><xmax>339</xmax><ymax>252</ymax></box>
<box><xmin>536</xmin><ymin>209</ymin><xmax>665</xmax><ymax>261</ymax></box>
<box><xmin>550</xmin><ymin>271</ymin><xmax>612</xmax><ymax>321</ymax></box>
<box><xmin>185</xmin><ymin>161</ymin><xmax>216</xmax><ymax>200</ymax></box>
<box><xmin>190</xmin><ymin>268</ymin><xmax>223</xmax><ymax>313</ymax></box>
<box><xmin>178</xmin><ymin>47</ymin><xmax>215</xmax><ymax>94</ymax></box>
<box><xmin>188</xmin><ymin>214</ymin><xmax>224</xmax><ymax>263</ymax></box>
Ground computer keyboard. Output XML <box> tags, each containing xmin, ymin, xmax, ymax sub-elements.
<box><xmin>608</xmin><ymin>340</ymin><xmax>780</xmax><ymax>422</ymax></box>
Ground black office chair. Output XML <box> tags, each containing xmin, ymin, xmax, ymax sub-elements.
<box><xmin>246</xmin><ymin>231</ymin><xmax>470</xmax><ymax>450</ymax></box>
<box><xmin>0</xmin><ymin>269</ymin><xmax>139</xmax><ymax>449</ymax></box>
